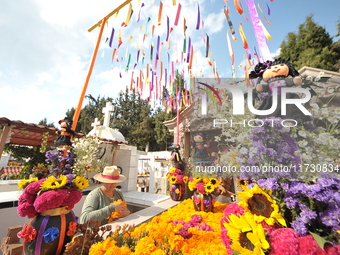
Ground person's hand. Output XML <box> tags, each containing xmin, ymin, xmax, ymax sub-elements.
<box><xmin>114</xmin><ymin>202</ymin><xmax>126</xmax><ymax>214</ymax></box>
<box><xmin>119</xmin><ymin>207</ymin><xmax>130</xmax><ymax>217</ymax></box>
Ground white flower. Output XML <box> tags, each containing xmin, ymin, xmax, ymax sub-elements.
<box><xmin>298</xmin><ymin>130</ymin><xmax>307</xmax><ymax>138</ymax></box>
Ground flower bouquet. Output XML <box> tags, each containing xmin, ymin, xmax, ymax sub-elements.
<box><xmin>166</xmin><ymin>167</ymin><xmax>188</xmax><ymax>201</ymax></box>
<box><xmin>16</xmin><ymin>138</ymin><xmax>96</xmax><ymax>255</ymax></box>
<box><xmin>108</xmin><ymin>199</ymin><xmax>127</xmax><ymax>223</ymax></box>
<box><xmin>188</xmin><ymin>177</ymin><xmax>220</xmax><ymax>212</ymax></box>
<box><xmin>220</xmin><ymin>176</ymin><xmax>340</xmax><ymax>255</ymax></box>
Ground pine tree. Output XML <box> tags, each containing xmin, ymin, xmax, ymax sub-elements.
<box><xmin>279</xmin><ymin>15</ymin><xmax>339</xmax><ymax>71</ymax></box>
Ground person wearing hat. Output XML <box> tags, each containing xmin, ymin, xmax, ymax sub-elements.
<box><xmin>80</xmin><ymin>166</ymin><xmax>130</xmax><ymax>225</ymax></box>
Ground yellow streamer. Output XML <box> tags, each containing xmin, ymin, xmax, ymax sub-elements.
<box><xmin>260</xmin><ymin>20</ymin><xmax>272</xmax><ymax>40</ymax></box>
<box><xmin>125</xmin><ymin>3</ymin><xmax>132</xmax><ymax>26</ymax></box>
<box><xmin>173</xmin><ymin>0</ymin><xmax>176</xmax><ymax>5</ymax></box>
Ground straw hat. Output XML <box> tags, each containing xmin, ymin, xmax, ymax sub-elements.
<box><xmin>93</xmin><ymin>166</ymin><xmax>126</xmax><ymax>183</ymax></box>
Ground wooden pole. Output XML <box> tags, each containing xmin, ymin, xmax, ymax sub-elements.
<box><xmin>0</xmin><ymin>125</ymin><xmax>11</xmax><ymax>160</ymax></box>
<box><xmin>72</xmin><ymin>17</ymin><xmax>106</xmax><ymax>131</ymax></box>
<box><xmin>72</xmin><ymin>0</ymin><xmax>133</xmax><ymax>131</ymax></box>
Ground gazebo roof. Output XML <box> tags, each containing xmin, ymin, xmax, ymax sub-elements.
<box><xmin>0</xmin><ymin>117</ymin><xmax>85</xmax><ymax>147</ymax></box>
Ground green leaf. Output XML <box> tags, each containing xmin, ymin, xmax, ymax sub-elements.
<box><xmin>309</xmin><ymin>231</ymin><xmax>333</xmax><ymax>249</ymax></box>
<box><xmin>231</xmin><ymin>251</ymin><xmax>241</xmax><ymax>255</ymax></box>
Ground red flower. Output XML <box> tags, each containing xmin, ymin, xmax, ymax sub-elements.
<box><xmin>194</xmin><ymin>198</ymin><xmax>200</xmax><ymax>204</ymax></box>
<box><xmin>269</xmin><ymin>228</ymin><xmax>299</xmax><ymax>255</ymax></box>
<box><xmin>298</xmin><ymin>234</ymin><xmax>327</xmax><ymax>255</ymax></box>
<box><xmin>17</xmin><ymin>224</ymin><xmax>37</xmax><ymax>242</ymax></box>
<box><xmin>66</xmin><ymin>222</ymin><xmax>78</xmax><ymax>237</ymax></box>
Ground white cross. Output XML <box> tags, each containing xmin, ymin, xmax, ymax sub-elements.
<box><xmin>102</xmin><ymin>102</ymin><xmax>115</xmax><ymax>127</ymax></box>
<box><xmin>91</xmin><ymin>118</ymin><xmax>101</xmax><ymax>134</ymax></box>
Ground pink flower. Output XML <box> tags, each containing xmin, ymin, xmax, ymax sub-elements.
<box><xmin>176</xmin><ymin>175</ymin><xmax>184</xmax><ymax>184</ymax></box>
<box><xmin>61</xmin><ymin>188</ymin><xmax>82</xmax><ymax>210</ymax></box>
<box><xmin>298</xmin><ymin>234</ymin><xmax>327</xmax><ymax>255</ymax></box>
<box><xmin>324</xmin><ymin>244</ymin><xmax>340</xmax><ymax>255</ymax></box>
<box><xmin>34</xmin><ymin>189</ymin><xmax>69</xmax><ymax>213</ymax></box>
<box><xmin>17</xmin><ymin>202</ymin><xmax>37</xmax><ymax>218</ymax></box>
<box><xmin>196</xmin><ymin>182</ymin><xmax>206</xmax><ymax>194</ymax></box>
<box><xmin>17</xmin><ymin>224</ymin><xmax>37</xmax><ymax>242</ymax></box>
<box><xmin>269</xmin><ymin>228</ymin><xmax>299</xmax><ymax>255</ymax></box>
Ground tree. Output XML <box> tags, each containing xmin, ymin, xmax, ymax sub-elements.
<box><xmin>153</xmin><ymin>108</ymin><xmax>175</xmax><ymax>151</ymax></box>
<box><xmin>66</xmin><ymin>95</ymin><xmax>114</xmax><ymax>134</ymax></box>
<box><xmin>37</xmin><ymin>118</ymin><xmax>56</xmax><ymax>128</ymax></box>
<box><xmin>113</xmin><ymin>88</ymin><xmax>155</xmax><ymax>151</ymax></box>
<box><xmin>331</xmin><ymin>18</ymin><xmax>340</xmax><ymax>71</ymax></box>
<box><xmin>279</xmin><ymin>15</ymin><xmax>340</xmax><ymax>71</ymax></box>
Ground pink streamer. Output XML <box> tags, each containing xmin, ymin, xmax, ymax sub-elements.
<box><xmin>245</xmin><ymin>0</ymin><xmax>272</xmax><ymax>61</ymax></box>
<box><xmin>174</xmin><ymin>3</ymin><xmax>182</xmax><ymax>26</ymax></box>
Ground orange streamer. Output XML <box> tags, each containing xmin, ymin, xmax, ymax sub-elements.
<box><xmin>234</xmin><ymin>0</ymin><xmax>243</xmax><ymax>14</ymax></box>
<box><xmin>158</xmin><ymin>1</ymin><xmax>163</xmax><ymax>26</ymax></box>
<box><xmin>239</xmin><ymin>23</ymin><xmax>248</xmax><ymax>49</ymax></box>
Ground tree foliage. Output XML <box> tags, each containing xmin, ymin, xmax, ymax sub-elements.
<box><xmin>38</xmin><ymin>118</ymin><xmax>56</xmax><ymax>128</ymax></box>
<box><xmin>279</xmin><ymin>15</ymin><xmax>340</xmax><ymax>71</ymax></box>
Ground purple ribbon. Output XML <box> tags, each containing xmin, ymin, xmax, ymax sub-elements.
<box><xmin>156</xmin><ymin>36</ymin><xmax>160</xmax><ymax>60</ymax></box>
<box><xmin>186</xmin><ymin>37</ymin><xmax>191</xmax><ymax>63</ymax></box>
<box><xmin>35</xmin><ymin>215</ymin><xmax>50</xmax><ymax>255</ymax></box>
<box><xmin>245</xmin><ymin>0</ymin><xmax>272</xmax><ymax>61</ymax></box>
<box><xmin>166</xmin><ymin>16</ymin><xmax>170</xmax><ymax>42</ymax></box>
<box><xmin>109</xmin><ymin>28</ymin><xmax>115</xmax><ymax>48</ymax></box>
<box><xmin>196</xmin><ymin>3</ymin><xmax>200</xmax><ymax>30</ymax></box>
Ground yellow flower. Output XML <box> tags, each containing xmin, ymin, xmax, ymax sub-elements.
<box><xmin>204</xmin><ymin>183</ymin><xmax>215</xmax><ymax>193</ymax></box>
<box><xmin>209</xmin><ymin>178</ymin><xmax>220</xmax><ymax>188</ymax></box>
<box><xmin>40</xmin><ymin>175</ymin><xmax>67</xmax><ymax>190</ymax></box>
<box><xmin>237</xmin><ymin>184</ymin><xmax>286</xmax><ymax>227</ymax></box>
<box><xmin>237</xmin><ymin>178</ymin><xmax>250</xmax><ymax>189</ymax></box>
<box><xmin>224</xmin><ymin>213</ymin><xmax>269</xmax><ymax>255</ymax></box>
<box><xmin>18</xmin><ymin>177</ymin><xmax>38</xmax><ymax>190</ymax></box>
<box><xmin>74</xmin><ymin>176</ymin><xmax>89</xmax><ymax>190</ymax></box>
<box><xmin>203</xmin><ymin>178</ymin><xmax>210</xmax><ymax>184</ymax></box>
<box><xmin>169</xmin><ymin>176</ymin><xmax>178</xmax><ymax>185</ymax></box>
<box><xmin>169</xmin><ymin>167</ymin><xmax>176</xmax><ymax>173</ymax></box>
<box><xmin>183</xmin><ymin>176</ymin><xmax>189</xmax><ymax>183</ymax></box>
<box><xmin>188</xmin><ymin>181</ymin><xmax>197</xmax><ymax>191</ymax></box>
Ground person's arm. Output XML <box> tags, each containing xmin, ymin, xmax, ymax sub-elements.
<box><xmin>79</xmin><ymin>189</ymin><xmax>115</xmax><ymax>224</ymax></box>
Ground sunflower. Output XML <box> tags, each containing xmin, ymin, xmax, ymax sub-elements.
<box><xmin>18</xmin><ymin>177</ymin><xmax>39</xmax><ymax>190</ymax></box>
<box><xmin>188</xmin><ymin>181</ymin><xmax>197</xmax><ymax>191</ymax></box>
<box><xmin>183</xmin><ymin>176</ymin><xmax>189</xmax><ymax>183</ymax></box>
<box><xmin>204</xmin><ymin>182</ymin><xmax>216</xmax><ymax>193</ymax></box>
<box><xmin>224</xmin><ymin>213</ymin><xmax>270</xmax><ymax>255</ymax></box>
<box><xmin>169</xmin><ymin>176</ymin><xmax>178</xmax><ymax>185</ymax></box>
<box><xmin>40</xmin><ymin>175</ymin><xmax>67</xmax><ymax>190</ymax></box>
<box><xmin>203</xmin><ymin>178</ymin><xmax>210</xmax><ymax>183</ymax></box>
<box><xmin>73</xmin><ymin>176</ymin><xmax>89</xmax><ymax>190</ymax></box>
<box><xmin>209</xmin><ymin>178</ymin><xmax>220</xmax><ymax>188</ymax></box>
<box><xmin>169</xmin><ymin>167</ymin><xmax>177</xmax><ymax>174</ymax></box>
<box><xmin>237</xmin><ymin>184</ymin><xmax>286</xmax><ymax>226</ymax></box>
<box><xmin>237</xmin><ymin>179</ymin><xmax>250</xmax><ymax>189</ymax></box>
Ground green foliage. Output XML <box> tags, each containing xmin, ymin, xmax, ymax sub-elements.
<box><xmin>37</xmin><ymin>118</ymin><xmax>56</xmax><ymax>128</ymax></box>
<box><xmin>154</xmin><ymin>108</ymin><xmax>175</xmax><ymax>150</ymax></box>
<box><xmin>279</xmin><ymin>15</ymin><xmax>340</xmax><ymax>71</ymax></box>
<box><xmin>4</xmin><ymin>144</ymin><xmax>49</xmax><ymax>179</ymax></box>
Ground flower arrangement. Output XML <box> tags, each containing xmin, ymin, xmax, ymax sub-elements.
<box><xmin>108</xmin><ymin>199</ymin><xmax>127</xmax><ymax>223</ymax></box>
<box><xmin>188</xmin><ymin>177</ymin><xmax>220</xmax><ymax>194</ymax></box>
<box><xmin>17</xmin><ymin>145</ymin><xmax>90</xmax><ymax>218</ymax></box>
<box><xmin>220</xmin><ymin>177</ymin><xmax>340</xmax><ymax>254</ymax></box>
<box><xmin>87</xmin><ymin>199</ymin><xmax>228</xmax><ymax>255</ymax></box>
<box><xmin>166</xmin><ymin>167</ymin><xmax>188</xmax><ymax>185</ymax></box>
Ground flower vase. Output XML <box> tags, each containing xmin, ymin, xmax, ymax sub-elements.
<box><xmin>23</xmin><ymin>207</ymin><xmax>77</xmax><ymax>255</ymax></box>
<box><xmin>169</xmin><ymin>184</ymin><xmax>184</xmax><ymax>201</ymax></box>
<box><xmin>193</xmin><ymin>192</ymin><xmax>214</xmax><ymax>212</ymax></box>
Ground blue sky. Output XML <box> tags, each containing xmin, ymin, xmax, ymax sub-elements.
<box><xmin>0</xmin><ymin>0</ymin><xmax>339</xmax><ymax>127</ymax></box>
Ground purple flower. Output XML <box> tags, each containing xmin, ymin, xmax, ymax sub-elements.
<box><xmin>190</xmin><ymin>215</ymin><xmax>203</xmax><ymax>224</ymax></box>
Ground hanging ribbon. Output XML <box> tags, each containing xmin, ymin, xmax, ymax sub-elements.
<box><xmin>125</xmin><ymin>3</ymin><xmax>133</xmax><ymax>26</ymax></box>
<box><xmin>224</xmin><ymin>7</ymin><xmax>235</xmax><ymax>34</ymax></box>
<box><xmin>226</xmin><ymin>30</ymin><xmax>234</xmax><ymax>65</ymax></box>
<box><xmin>137</xmin><ymin>3</ymin><xmax>145</xmax><ymax>22</ymax></box>
<box><xmin>234</xmin><ymin>0</ymin><xmax>244</xmax><ymax>14</ymax></box>
<box><xmin>205</xmin><ymin>34</ymin><xmax>209</xmax><ymax>57</ymax></box>
<box><xmin>239</xmin><ymin>23</ymin><xmax>248</xmax><ymax>49</ymax></box>
<box><xmin>260</xmin><ymin>19</ymin><xmax>272</xmax><ymax>40</ymax></box>
<box><xmin>189</xmin><ymin>46</ymin><xmax>194</xmax><ymax>70</ymax></box>
<box><xmin>118</xmin><ymin>28</ymin><xmax>123</xmax><ymax>48</ymax></box>
<box><xmin>253</xmin><ymin>46</ymin><xmax>260</xmax><ymax>63</ymax></box>
<box><xmin>156</xmin><ymin>36</ymin><xmax>160</xmax><ymax>60</ymax></box>
<box><xmin>125</xmin><ymin>54</ymin><xmax>131</xmax><ymax>71</ymax></box>
<box><xmin>158</xmin><ymin>1</ymin><xmax>163</xmax><ymax>26</ymax></box>
<box><xmin>166</xmin><ymin>16</ymin><xmax>170</xmax><ymax>41</ymax></box>
<box><xmin>197</xmin><ymin>87</ymin><xmax>217</xmax><ymax>104</ymax></box>
<box><xmin>196</xmin><ymin>2</ymin><xmax>200</xmax><ymax>30</ymax></box>
<box><xmin>109</xmin><ymin>28</ymin><xmax>115</xmax><ymax>47</ymax></box>
<box><xmin>202</xmin><ymin>20</ymin><xmax>206</xmax><ymax>43</ymax></box>
<box><xmin>196</xmin><ymin>82</ymin><xmax>222</xmax><ymax>105</ymax></box>
<box><xmin>174</xmin><ymin>3</ymin><xmax>182</xmax><ymax>26</ymax></box>
<box><xmin>266</xmin><ymin>3</ymin><xmax>271</xmax><ymax>15</ymax></box>
<box><xmin>183</xmin><ymin>17</ymin><xmax>187</xmax><ymax>34</ymax></box>
<box><xmin>146</xmin><ymin>17</ymin><xmax>151</xmax><ymax>36</ymax></box>
<box><xmin>186</xmin><ymin>37</ymin><xmax>191</xmax><ymax>63</ymax></box>
<box><xmin>183</xmin><ymin>37</ymin><xmax>186</xmax><ymax>53</ymax></box>
<box><xmin>245</xmin><ymin>0</ymin><xmax>272</xmax><ymax>61</ymax></box>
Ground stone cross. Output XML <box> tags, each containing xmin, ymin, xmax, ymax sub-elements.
<box><xmin>91</xmin><ymin>118</ymin><xmax>101</xmax><ymax>134</ymax></box>
<box><xmin>102</xmin><ymin>102</ymin><xmax>115</xmax><ymax>127</ymax></box>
